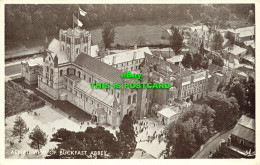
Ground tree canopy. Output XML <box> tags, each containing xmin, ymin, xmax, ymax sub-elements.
<box><xmin>116</xmin><ymin>114</ymin><xmax>137</xmax><ymax>158</ymax></box>
<box><xmin>168</xmin><ymin>25</ymin><xmax>184</xmax><ymax>55</ymax></box>
<box><xmin>102</xmin><ymin>22</ymin><xmax>115</xmax><ymax>49</ymax></box>
<box><xmin>46</xmin><ymin>126</ymin><xmax>121</xmax><ymax>159</ymax></box>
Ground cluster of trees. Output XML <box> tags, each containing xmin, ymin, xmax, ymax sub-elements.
<box><xmin>5</xmin><ymin>81</ymin><xmax>45</xmax><ymax>119</ymax></box>
<box><xmin>205</xmin><ymin>92</ymin><xmax>240</xmax><ymax>131</ymax></box>
<box><xmin>164</xmin><ymin>104</ymin><xmax>215</xmax><ymax>158</ymax></box>
<box><xmin>46</xmin><ymin>114</ymin><xmax>136</xmax><ymax>159</ymax></box>
<box><xmin>220</xmin><ymin>76</ymin><xmax>255</xmax><ymax>118</ymax></box>
<box><xmin>5</xmin><ymin>4</ymin><xmax>254</xmax><ymax>42</ymax></box>
<box><xmin>12</xmin><ymin>116</ymin><xmax>47</xmax><ymax>152</ymax></box>
<box><xmin>182</xmin><ymin>52</ymin><xmax>209</xmax><ymax>70</ymax></box>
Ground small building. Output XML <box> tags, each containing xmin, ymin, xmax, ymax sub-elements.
<box><xmin>228</xmin><ymin>26</ymin><xmax>255</xmax><ymax>42</ymax></box>
<box><xmin>166</xmin><ymin>55</ymin><xmax>184</xmax><ymax>65</ymax></box>
<box><xmin>223</xmin><ymin>45</ymin><xmax>247</xmax><ymax>61</ymax></box>
<box><xmin>219</xmin><ymin>115</ymin><xmax>255</xmax><ymax>158</ymax></box>
<box><xmin>157</xmin><ymin>106</ymin><xmax>181</xmax><ymax>125</ymax></box>
<box><xmin>21</xmin><ymin>57</ymin><xmax>43</xmax><ymax>84</ymax></box>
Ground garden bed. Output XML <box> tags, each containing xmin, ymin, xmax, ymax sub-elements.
<box><xmin>5</xmin><ymin>80</ymin><xmax>45</xmax><ymax>117</ymax></box>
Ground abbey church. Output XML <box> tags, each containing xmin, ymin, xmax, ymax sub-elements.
<box><xmin>22</xmin><ymin>27</ymin><xmax>149</xmax><ymax>127</ymax></box>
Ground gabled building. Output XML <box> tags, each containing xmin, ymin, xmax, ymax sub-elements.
<box><xmin>219</xmin><ymin>115</ymin><xmax>255</xmax><ymax>158</ymax></box>
<box><xmin>22</xmin><ymin>27</ymin><xmax>148</xmax><ymax>127</ymax></box>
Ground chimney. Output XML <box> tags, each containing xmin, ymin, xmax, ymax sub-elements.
<box><xmin>208</xmin><ymin>58</ymin><xmax>212</xmax><ymax>65</ymax></box>
<box><xmin>106</xmin><ymin>49</ymin><xmax>110</xmax><ymax>55</ymax></box>
<box><xmin>112</xmin><ymin>56</ymin><xmax>116</xmax><ymax>65</ymax></box>
<box><xmin>133</xmin><ymin>52</ymin><xmax>136</xmax><ymax>60</ymax></box>
<box><xmin>134</xmin><ymin>43</ymin><xmax>137</xmax><ymax>50</ymax></box>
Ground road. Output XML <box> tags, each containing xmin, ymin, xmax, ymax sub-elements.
<box><xmin>5</xmin><ymin>63</ymin><xmax>21</xmax><ymax>76</ymax></box>
<box><xmin>193</xmin><ymin>129</ymin><xmax>233</xmax><ymax>158</ymax></box>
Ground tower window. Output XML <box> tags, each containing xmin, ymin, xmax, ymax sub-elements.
<box><xmin>75</xmin><ymin>38</ymin><xmax>80</xmax><ymax>45</ymax></box>
<box><xmin>76</xmin><ymin>48</ymin><xmax>80</xmax><ymax>54</ymax></box>
<box><xmin>128</xmin><ymin>95</ymin><xmax>131</xmax><ymax>105</ymax></box>
<box><xmin>84</xmin><ymin>37</ymin><xmax>88</xmax><ymax>43</ymax></box>
<box><xmin>133</xmin><ymin>94</ymin><xmax>136</xmax><ymax>103</ymax></box>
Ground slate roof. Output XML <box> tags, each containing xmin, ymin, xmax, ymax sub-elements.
<box><xmin>158</xmin><ymin>107</ymin><xmax>180</xmax><ymax>118</ymax></box>
<box><xmin>102</xmin><ymin>47</ymin><xmax>152</xmax><ymax>65</ymax></box>
<box><xmin>232</xmin><ymin>115</ymin><xmax>255</xmax><ymax>143</ymax></box>
<box><xmin>166</xmin><ymin>55</ymin><xmax>184</xmax><ymax>64</ymax></box>
<box><xmin>22</xmin><ymin>57</ymin><xmax>43</xmax><ymax>67</ymax></box>
<box><xmin>224</xmin><ymin>45</ymin><xmax>247</xmax><ymax>56</ymax></box>
<box><xmin>48</xmin><ymin>38</ymin><xmax>70</xmax><ymax>64</ymax></box>
<box><xmin>76</xmin><ymin>80</ymin><xmax>114</xmax><ymax>107</ymax></box>
<box><xmin>207</xmin><ymin>64</ymin><xmax>223</xmax><ymax>74</ymax></box>
<box><xmin>74</xmin><ymin>52</ymin><xmax>123</xmax><ymax>83</ymax></box>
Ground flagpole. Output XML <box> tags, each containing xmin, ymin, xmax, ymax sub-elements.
<box><xmin>73</xmin><ymin>14</ymin><xmax>74</xmax><ymax>30</ymax></box>
<box><xmin>78</xmin><ymin>7</ymin><xmax>79</xmax><ymax>28</ymax></box>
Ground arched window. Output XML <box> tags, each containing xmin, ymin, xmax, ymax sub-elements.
<box><xmin>84</xmin><ymin>46</ymin><xmax>87</xmax><ymax>52</ymax></box>
<box><xmin>76</xmin><ymin>48</ymin><xmax>80</xmax><ymax>54</ymax></box>
<box><xmin>46</xmin><ymin>66</ymin><xmax>49</xmax><ymax>72</ymax></box>
<box><xmin>50</xmin><ymin>69</ymin><xmax>53</xmax><ymax>75</ymax></box>
<box><xmin>78</xmin><ymin>71</ymin><xmax>81</xmax><ymax>78</ymax></box>
<box><xmin>133</xmin><ymin>94</ymin><xmax>136</xmax><ymax>103</ymax></box>
<box><xmin>60</xmin><ymin>70</ymin><xmax>63</xmax><ymax>76</ymax></box>
<box><xmin>62</xmin><ymin>45</ymin><xmax>65</xmax><ymax>51</ymax></box>
<box><xmin>128</xmin><ymin>95</ymin><xmax>131</xmax><ymax>105</ymax></box>
<box><xmin>67</xmin><ymin>68</ymin><xmax>70</xmax><ymax>75</ymax></box>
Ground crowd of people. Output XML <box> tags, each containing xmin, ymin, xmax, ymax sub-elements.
<box><xmin>134</xmin><ymin>119</ymin><xmax>165</xmax><ymax>144</ymax></box>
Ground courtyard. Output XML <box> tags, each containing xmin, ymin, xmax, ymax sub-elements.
<box><xmin>5</xmin><ymin>101</ymin><xmax>167</xmax><ymax>159</ymax></box>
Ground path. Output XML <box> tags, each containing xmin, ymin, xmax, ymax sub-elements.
<box><xmin>192</xmin><ymin>128</ymin><xmax>233</xmax><ymax>158</ymax></box>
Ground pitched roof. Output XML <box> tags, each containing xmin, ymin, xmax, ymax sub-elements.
<box><xmin>74</xmin><ymin>53</ymin><xmax>123</xmax><ymax>83</ymax></box>
<box><xmin>208</xmin><ymin>64</ymin><xmax>223</xmax><ymax>74</ymax></box>
<box><xmin>239</xmin><ymin>31</ymin><xmax>254</xmax><ymax>38</ymax></box>
<box><xmin>190</xmin><ymin>25</ymin><xmax>209</xmax><ymax>32</ymax></box>
<box><xmin>158</xmin><ymin>106</ymin><xmax>180</xmax><ymax>118</ymax></box>
<box><xmin>224</xmin><ymin>45</ymin><xmax>247</xmax><ymax>56</ymax></box>
<box><xmin>22</xmin><ymin>57</ymin><xmax>43</xmax><ymax>67</ymax></box>
<box><xmin>232</xmin><ymin>115</ymin><xmax>255</xmax><ymax>143</ymax></box>
<box><xmin>48</xmin><ymin>38</ymin><xmax>70</xmax><ymax>64</ymax></box>
<box><xmin>102</xmin><ymin>47</ymin><xmax>152</xmax><ymax>65</ymax></box>
<box><xmin>76</xmin><ymin>80</ymin><xmax>114</xmax><ymax>107</ymax></box>
<box><xmin>166</xmin><ymin>55</ymin><xmax>184</xmax><ymax>64</ymax></box>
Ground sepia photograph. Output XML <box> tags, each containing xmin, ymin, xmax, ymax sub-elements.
<box><xmin>2</xmin><ymin>2</ymin><xmax>257</xmax><ymax>162</ymax></box>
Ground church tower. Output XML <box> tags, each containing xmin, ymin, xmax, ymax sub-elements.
<box><xmin>59</xmin><ymin>27</ymin><xmax>91</xmax><ymax>62</ymax></box>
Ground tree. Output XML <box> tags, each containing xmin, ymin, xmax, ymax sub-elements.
<box><xmin>102</xmin><ymin>22</ymin><xmax>115</xmax><ymax>49</ymax></box>
<box><xmin>46</xmin><ymin>126</ymin><xmax>121</xmax><ymax>159</ymax></box>
<box><xmin>181</xmin><ymin>52</ymin><xmax>192</xmax><ymax>68</ymax></box>
<box><xmin>165</xmin><ymin>121</ymin><xmax>197</xmax><ymax>158</ymax></box>
<box><xmin>247</xmin><ymin>10</ymin><xmax>255</xmax><ymax>24</ymax></box>
<box><xmin>191</xmin><ymin>53</ymin><xmax>203</xmax><ymax>70</ymax></box>
<box><xmin>225</xmin><ymin>31</ymin><xmax>235</xmax><ymax>45</ymax></box>
<box><xmin>29</xmin><ymin>125</ymin><xmax>48</xmax><ymax>152</ymax></box>
<box><xmin>201</xmin><ymin>56</ymin><xmax>209</xmax><ymax>69</ymax></box>
<box><xmin>137</xmin><ymin>36</ymin><xmax>146</xmax><ymax>46</ymax></box>
<box><xmin>206</xmin><ymin>92</ymin><xmax>240</xmax><ymax>131</ymax></box>
<box><xmin>164</xmin><ymin>104</ymin><xmax>215</xmax><ymax>158</ymax></box>
<box><xmin>243</xmin><ymin>77</ymin><xmax>255</xmax><ymax>117</ymax></box>
<box><xmin>12</xmin><ymin>115</ymin><xmax>28</xmax><ymax>142</ymax></box>
<box><xmin>199</xmin><ymin>41</ymin><xmax>204</xmax><ymax>56</ymax></box>
<box><xmin>168</xmin><ymin>25</ymin><xmax>184</xmax><ymax>55</ymax></box>
<box><xmin>212</xmin><ymin>55</ymin><xmax>224</xmax><ymax>67</ymax></box>
<box><xmin>212</xmin><ymin>31</ymin><xmax>224</xmax><ymax>51</ymax></box>
<box><xmin>116</xmin><ymin>114</ymin><xmax>137</xmax><ymax>158</ymax></box>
